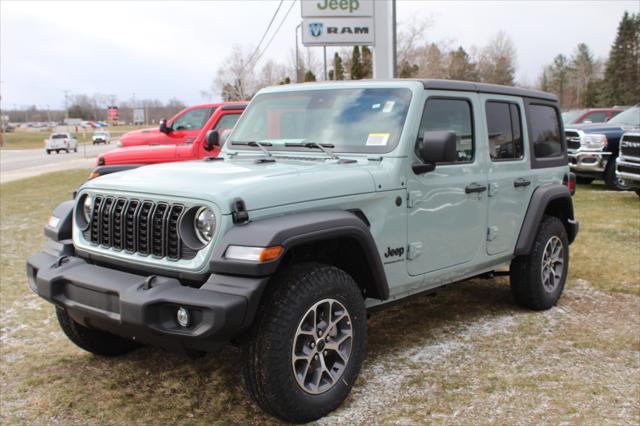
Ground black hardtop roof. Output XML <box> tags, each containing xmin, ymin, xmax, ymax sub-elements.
<box><xmin>418</xmin><ymin>79</ymin><xmax>557</xmax><ymax>102</ymax></box>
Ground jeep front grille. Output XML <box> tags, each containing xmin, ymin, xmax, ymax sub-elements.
<box><xmin>565</xmin><ymin>130</ymin><xmax>581</xmax><ymax>151</ymax></box>
<box><xmin>86</xmin><ymin>196</ymin><xmax>192</xmax><ymax>260</ymax></box>
<box><xmin>620</xmin><ymin>134</ymin><xmax>640</xmax><ymax>159</ymax></box>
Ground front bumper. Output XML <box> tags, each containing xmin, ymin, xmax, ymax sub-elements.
<box><xmin>27</xmin><ymin>240</ymin><xmax>267</xmax><ymax>352</ymax></box>
<box><xmin>568</xmin><ymin>150</ymin><xmax>610</xmax><ymax>174</ymax></box>
<box><xmin>615</xmin><ymin>157</ymin><xmax>640</xmax><ymax>184</ymax></box>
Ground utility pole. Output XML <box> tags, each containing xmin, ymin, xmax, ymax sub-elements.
<box><xmin>323</xmin><ymin>46</ymin><xmax>327</xmax><ymax>81</ymax></box>
<box><xmin>63</xmin><ymin>90</ymin><xmax>70</xmax><ymax>121</ymax></box>
<box><xmin>295</xmin><ymin>22</ymin><xmax>302</xmax><ymax>83</ymax></box>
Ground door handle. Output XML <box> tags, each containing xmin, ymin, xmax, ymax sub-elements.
<box><xmin>465</xmin><ymin>183</ymin><xmax>487</xmax><ymax>194</ymax></box>
<box><xmin>514</xmin><ymin>178</ymin><xmax>531</xmax><ymax>188</ymax></box>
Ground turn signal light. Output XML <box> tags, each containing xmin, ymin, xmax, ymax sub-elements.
<box><xmin>225</xmin><ymin>245</ymin><xmax>283</xmax><ymax>262</ymax></box>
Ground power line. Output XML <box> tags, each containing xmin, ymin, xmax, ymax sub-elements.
<box><xmin>247</xmin><ymin>0</ymin><xmax>284</xmax><ymax>67</ymax></box>
<box><xmin>252</xmin><ymin>0</ymin><xmax>297</xmax><ymax>67</ymax></box>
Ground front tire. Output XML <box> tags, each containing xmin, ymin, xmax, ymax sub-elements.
<box><xmin>56</xmin><ymin>307</ymin><xmax>139</xmax><ymax>356</ymax></box>
<box><xmin>510</xmin><ymin>215</ymin><xmax>569</xmax><ymax>310</ymax></box>
<box><xmin>241</xmin><ymin>263</ymin><xmax>367</xmax><ymax>423</ymax></box>
<box><xmin>604</xmin><ymin>159</ymin><xmax>630</xmax><ymax>191</ymax></box>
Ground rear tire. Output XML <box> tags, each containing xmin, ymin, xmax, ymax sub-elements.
<box><xmin>241</xmin><ymin>262</ymin><xmax>367</xmax><ymax>423</ymax></box>
<box><xmin>510</xmin><ymin>215</ymin><xmax>569</xmax><ymax>310</ymax></box>
<box><xmin>56</xmin><ymin>307</ymin><xmax>139</xmax><ymax>356</ymax></box>
<box><xmin>604</xmin><ymin>159</ymin><xmax>630</xmax><ymax>191</ymax></box>
<box><xmin>575</xmin><ymin>176</ymin><xmax>594</xmax><ymax>185</ymax></box>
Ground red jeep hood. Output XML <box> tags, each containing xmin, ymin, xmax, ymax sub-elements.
<box><xmin>100</xmin><ymin>144</ymin><xmax>179</xmax><ymax>165</ymax></box>
<box><xmin>119</xmin><ymin>127</ymin><xmax>159</xmax><ymax>145</ymax></box>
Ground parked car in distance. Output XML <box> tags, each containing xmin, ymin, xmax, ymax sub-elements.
<box><xmin>615</xmin><ymin>131</ymin><xmax>640</xmax><ymax>196</ymax></box>
<box><xmin>29</xmin><ymin>80</ymin><xmax>579</xmax><ymax>423</ymax></box>
<box><xmin>565</xmin><ymin>105</ymin><xmax>640</xmax><ymax>190</ymax></box>
<box><xmin>44</xmin><ymin>132</ymin><xmax>78</xmax><ymax>154</ymax></box>
<box><xmin>90</xmin><ymin>102</ymin><xmax>247</xmax><ymax>178</ymax></box>
<box><xmin>92</xmin><ymin>131</ymin><xmax>111</xmax><ymax>145</ymax></box>
<box><xmin>562</xmin><ymin>108</ymin><xmax>623</xmax><ymax>125</ymax></box>
<box><xmin>117</xmin><ymin>103</ymin><xmax>237</xmax><ymax>148</ymax></box>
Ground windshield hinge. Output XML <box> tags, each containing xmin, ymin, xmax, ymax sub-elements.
<box><xmin>232</xmin><ymin>198</ymin><xmax>249</xmax><ymax>224</ymax></box>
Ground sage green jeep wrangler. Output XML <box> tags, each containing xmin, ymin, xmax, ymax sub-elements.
<box><xmin>27</xmin><ymin>80</ymin><xmax>579</xmax><ymax>422</ymax></box>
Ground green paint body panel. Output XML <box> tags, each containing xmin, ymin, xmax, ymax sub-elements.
<box><xmin>77</xmin><ymin>80</ymin><xmax>570</xmax><ymax>308</ymax></box>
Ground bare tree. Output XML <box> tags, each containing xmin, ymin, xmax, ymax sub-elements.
<box><xmin>213</xmin><ymin>45</ymin><xmax>260</xmax><ymax>101</ymax></box>
<box><xmin>477</xmin><ymin>31</ymin><xmax>517</xmax><ymax>85</ymax></box>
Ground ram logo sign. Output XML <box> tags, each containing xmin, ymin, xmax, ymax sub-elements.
<box><xmin>309</xmin><ymin>23</ymin><xmax>323</xmax><ymax>37</ymax></box>
<box><xmin>302</xmin><ymin>17</ymin><xmax>374</xmax><ymax>46</ymax></box>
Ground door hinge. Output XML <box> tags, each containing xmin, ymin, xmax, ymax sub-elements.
<box><xmin>407</xmin><ymin>242</ymin><xmax>423</xmax><ymax>260</ymax></box>
<box><xmin>487</xmin><ymin>226</ymin><xmax>499</xmax><ymax>241</ymax></box>
<box><xmin>407</xmin><ymin>191</ymin><xmax>420</xmax><ymax>208</ymax></box>
<box><xmin>488</xmin><ymin>182</ymin><xmax>499</xmax><ymax>197</ymax></box>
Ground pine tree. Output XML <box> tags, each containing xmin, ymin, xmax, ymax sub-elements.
<box><xmin>303</xmin><ymin>70</ymin><xmax>317</xmax><ymax>82</ymax></box>
<box><xmin>603</xmin><ymin>12</ymin><xmax>640</xmax><ymax>105</ymax></box>
<box><xmin>447</xmin><ymin>47</ymin><xmax>479</xmax><ymax>81</ymax></box>
<box><xmin>333</xmin><ymin>53</ymin><xmax>345</xmax><ymax>80</ymax></box>
<box><xmin>362</xmin><ymin>46</ymin><xmax>373</xmax><ymax>78</ymax></box>
<box><xmin>351</xmin><ymin>46</ymin><xmax>363</xmax><ymax>80</ymax></box>
<box><xmin>550</xmin><ymin>54</ymin><xmax>569</xmax><ymax>108</ymax></box>
<box><xmin>569</xmin><ymin>43</ymin><xmax>596</xmax><ymax>107</ymax></box>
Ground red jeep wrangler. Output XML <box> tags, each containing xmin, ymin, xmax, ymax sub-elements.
<box><xmin>118</xmin><ymin>103</ymin><xmax>242</xmax><ymax>148</ymax></box>
<box><xmin>91</xmin><ymin>103</ymin><xmax>246</xmax><ymax>179</ymax></box>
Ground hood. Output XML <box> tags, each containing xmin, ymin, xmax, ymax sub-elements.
<box><xmin>119</xmin><ymin>127</ymin><xmax>159</xmax><ymax>144</ymax></box>
<box><xmin>567</xmin><ymin>122</ymin><xmax>635</xmax><ymax>134</ymax></box>
<box><xmin>100</xmin><ymin>144</ymin><xmax>178</xmax><ymax>165</ymax></box>
<box><xmin>84</xmin><ymin>157</ymin><xmax>377</xmax><ymax>213</ymax></box>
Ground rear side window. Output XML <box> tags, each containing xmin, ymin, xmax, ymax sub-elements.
<box><xmin>486</xmin><ymin>101</ymin><xmax>523</xmax><ymax>161</ymax></box>
<box><xmin>527</xmin><ymin>104</ymin><xmax>563</xmax><ymax>159</ymax></box>
<box><xmin>419</xmin><ymin>98</ymin><xmax>474</xmax><ymax>163</ymax></box>
<box><xmin>582</xmin><ymin>111</ymin><xmax>608</xmax><ymax>123</ymax></box>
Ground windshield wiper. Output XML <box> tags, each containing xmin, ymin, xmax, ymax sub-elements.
<box><xmin>231</xmin><ymin>140</ymin><xmax>273</xmax><ymax>157</ymax></box>
<box><xmin>284</xmin><ymin>141</ymin><xmax>339</xmax><ymax>160</ymax></box>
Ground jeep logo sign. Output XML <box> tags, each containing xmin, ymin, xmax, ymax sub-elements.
<box><xmin>301</xmin><ymin>0</ymin><xmax>373</xmax><ymax>17</ymax></box>
<box><xmin>302</xmin><ymin>17</ymin><xmax>374</xmax><ymax>46</ymax></box>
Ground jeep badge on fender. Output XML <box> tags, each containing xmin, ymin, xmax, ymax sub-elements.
<box><xmin>27</xmin><ymin>79</ymin><xmax>578</xmax><ymax>423</ymax></box>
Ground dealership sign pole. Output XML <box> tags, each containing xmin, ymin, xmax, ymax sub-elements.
<box><xmin>301</xmin><ymin>0</ymin><xmax>396</xmax><ymax>79</ymax></box>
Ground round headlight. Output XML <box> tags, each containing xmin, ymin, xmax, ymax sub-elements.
<box><xmin>194</xmin><ymin>207</ymin><xmax>216</xmax><ymax>244</ymax></box>
<box><xmin>83</xmin><ymin>195</ymin><xmax>93</xmax><ymax>222</ymax></box>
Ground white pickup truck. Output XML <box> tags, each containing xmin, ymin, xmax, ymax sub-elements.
<box><xmin>45</xmin><ymin>132</ymin><xmax>78</xmax><ymax>154</ymax></box>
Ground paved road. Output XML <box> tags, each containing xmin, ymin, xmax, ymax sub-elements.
<box><xmin>0</xmin><ymin>143</ymin><xmax>116</xmax><ymax>183</ymax></box>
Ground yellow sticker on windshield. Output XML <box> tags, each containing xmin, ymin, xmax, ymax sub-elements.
<box><xmin>366</xmin><ymin>133</ymin><xmax>390</xmax><ymax>146</ymax></box>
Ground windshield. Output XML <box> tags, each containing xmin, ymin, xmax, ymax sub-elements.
<box><xmin>229</xmin><ymin>88</ymin><xmax>412</xmax><ymax>154</ymax></box>
<box><xmin>51</xmin><ymin>134</ymin><xmax>67</xmax><ymax>139</ymax></box>
<box><xmin>607</xmin><ymin>106</ymin><xmax>640</xmax><ymax>126</ymax></box>
<box><xmin>561</xmin><ymin>110</ymin><xmax>585</xmax><ymax>124</ymax></box>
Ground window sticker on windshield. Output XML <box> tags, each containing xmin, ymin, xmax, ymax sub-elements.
<box><xmin>372</xmin><ymin>103</ymin><xmax>381</xmax><ymax>109</ymax></box>
<box><xmin>366</xmin><ymin>133</ymin><xmax>390</xmax><ymax>146</ymax></box>
<box><xmin>383</xmin><ymin>101</ymin><xmax>395</xmax><ymax>112</ymax></box>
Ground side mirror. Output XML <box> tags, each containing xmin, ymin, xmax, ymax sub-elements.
<box><xmin>412</xmin><ymin>130</ymin><xmax>457</xmax><ymax>174</ymax></box>
<box><xmin>159</xmin><ymin>119</ymin><xmax>172</xmax><ymax>134</ymax></box>
<box><xmin>204</xmin><ymin>130</ymin><xmax>220</xmax><ymax>151</ymax></box>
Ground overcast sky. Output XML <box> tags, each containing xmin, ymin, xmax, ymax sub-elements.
<box><xmin>1</xmin><ymin>0</ymin><xmax>637</xmax><ymax>110</ymax></box>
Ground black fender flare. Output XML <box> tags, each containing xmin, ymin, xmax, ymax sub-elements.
<box><xmin>209</xmin><ymin>210</ymin><xmax>389</xmax><ymax>300</ymax></box>
<box><xmin>514</xmin><ymin>184</ymin><xmax>579</xmax><ymax>256</ymax></box>
<box><xmin>91</xmin><ymin>164</ymin><xmax>146</xmax><ymax>178</ymax></box>
<box><xmin>44</xmin><ymin>200</ymin><xmax>74</xmax><ymax>241</ymax></box>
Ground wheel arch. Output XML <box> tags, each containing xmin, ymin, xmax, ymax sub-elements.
<box><xmin>209</xmin><ymin>210</ymin><xmax>389</xmax><ymax>301</ymax></box>
<box><xmin>514</xmin><ymin>184</ymin><xmax>579</xmax><ymax>256</ymax></box>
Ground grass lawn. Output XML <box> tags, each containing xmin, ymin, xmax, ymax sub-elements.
<box><xmin>1</xmin><ymin>125</ymin><xmax>148</xmax><ymax>150</ymax></box>
<box><xmin>1</xmin><ymin>172</ymin><xmax>638</xmax><ymax>425</ymax></box>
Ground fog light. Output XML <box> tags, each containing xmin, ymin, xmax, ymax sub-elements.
<box><xmin>176</xmin><ymin>307</ymin><xmax>190</xmax><ymax>327</ymax></box>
